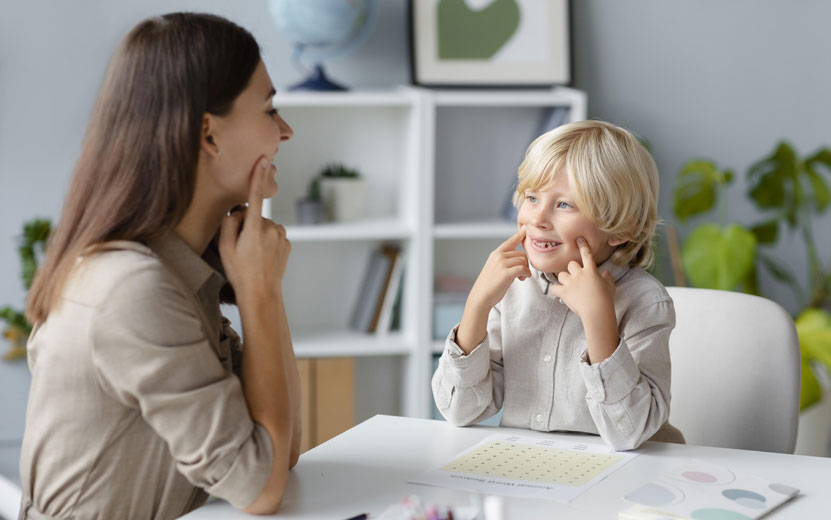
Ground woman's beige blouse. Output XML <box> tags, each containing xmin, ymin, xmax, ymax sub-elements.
<box><xmin>18</xmin><ymin>236</ymin><xmax>273</xmax><ymax>520</ymax></box>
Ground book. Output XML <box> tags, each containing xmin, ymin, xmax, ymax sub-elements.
<box><xmin>369</xmin><ymin>245</ymin><xmax>401</xmax><ymax>333</ymax></box>
<box><xmin>374</xmin><ymin>247</ymin><xmax>406</xmax><ymax>335</ymax></box>
<box><xmin>350</xmin><ymin>248</ymin><xmax>393</xmax><ymax>332</ymax></box>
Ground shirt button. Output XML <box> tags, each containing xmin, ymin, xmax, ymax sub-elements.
<box><xmin>543</xmin><ymin>354</ymin><xmax>552</xmax><ymax>362</ymax></box>
<box><xmin>536</xmin><ymin>414</ymin><xmax>544</xmax><ymax>423</ymax></box>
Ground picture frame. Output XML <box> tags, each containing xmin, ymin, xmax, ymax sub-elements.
<box><xmin>409</xmin><ymin>0</ymin><xmax>571</xmax><ymax>87</ymax></box>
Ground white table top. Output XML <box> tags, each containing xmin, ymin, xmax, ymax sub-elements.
<box><xmin>182</xmin><ymin>415</ymin><xmax>831</xmax><ymax>519</ymax></box>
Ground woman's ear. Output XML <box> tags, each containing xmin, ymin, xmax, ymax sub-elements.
<box><xmin>201</xmin><ymin>113</ymin><xmax>220</xmax><ymax>158</ymax></box>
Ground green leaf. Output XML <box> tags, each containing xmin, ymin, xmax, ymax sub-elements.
<box><xmin>673</xmin><ymin>160</ymin><xmax>729</xmax><ymax>222</ymax></box>
<box><xmin>803</xmin><ymin>164</ymin><xmax>830</xmax><ymax>212</ymax></box>
<box><xmin>747</xmin><ymin>142</ymin><xmax>797</xmax><ymax>211</ymax></box>
<box><xmin>800</xmin><ymin>360</ymin><xmax>822</xmax><ymax>410</ymax></box>
<box><xmin>796</xmin><ymin>308</ymin><xmax>831</xmax><ymax>371</ymax></box>
<box><xmin>681</xmin><ymin>223</ymin><xmax>757</xmax><ymax>290</ymax></box>
<box><xmin>749</xmin><ymin>220</ymin><xmax>779</xmax><ymax>244</ymax></box>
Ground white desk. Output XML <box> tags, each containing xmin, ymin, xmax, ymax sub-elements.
<box><xmin>183</xmin><ymin>415</ymin><xmax>831</xmax><ymax>519</ymax></box>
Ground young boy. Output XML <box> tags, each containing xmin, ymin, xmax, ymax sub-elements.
<box><xmin>432</xmin><ymin>120</ymin><xmax>684</xmax><ymax>450</ymax></box>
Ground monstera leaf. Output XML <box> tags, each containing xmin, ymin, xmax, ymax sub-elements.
<box><xmin>673</xmin><ymin>160</ymin><xmax>734</xmax><ymax>223</ymax></box>
<box><xmin>747</xmin><ymin>142</ymin><xmax>831</xmax><ymax>227</ymax></box>
<box><xmin>681</xmin><ymin>223</ymin><xmax>756</xmax><ymax>291</ymax></box>
<box><xmin>795</xmin><ymin>308</ymin><xmax>831</xmax><ymax>410</ymax></box>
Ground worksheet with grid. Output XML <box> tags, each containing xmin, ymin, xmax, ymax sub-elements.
<box><xmin>410</xmin><ymin>434</ymin><xmax>638</xmax><ymax>502</ymax></box>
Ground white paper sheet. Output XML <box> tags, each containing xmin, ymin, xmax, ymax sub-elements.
<box><xmin>410</xmin><ymin>433</ymin><xmax>638</xmax><ymax>502</ymax></box>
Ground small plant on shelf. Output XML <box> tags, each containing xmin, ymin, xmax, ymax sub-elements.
<box><xmin>318</xmin><ymin>162</ymin><xmax>366</xmax><ymax>222</ymax></box>
<box><xmin>1</xmin><ymin>218</ymin><xmax>52</xmax><ymax>361</ymax></box>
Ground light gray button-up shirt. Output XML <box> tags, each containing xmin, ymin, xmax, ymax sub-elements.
<box><xmin>432</xmin><ymin>260</ymin><xmax>684</xmax><ymax>450</ymax></box>
<box><xmin>19</xmin><ymin>235</ymin><xmax>273</xmax><ymax>519</ymax></box>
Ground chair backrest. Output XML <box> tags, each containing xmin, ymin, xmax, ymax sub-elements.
<box><xmin>0</xmin><ymin>473</ymin><xmax>21</xmax><ymax>520</ymax></box>
<box><xmin>666</xmin><ymin>287</ymin><xmax>800</xmax><ymax>454</ymax></box>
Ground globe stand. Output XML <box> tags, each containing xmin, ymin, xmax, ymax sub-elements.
<box><xmin>290</xmin><ymin>64</ymin><xmax>347</xmax><ymax>92</ymax></box>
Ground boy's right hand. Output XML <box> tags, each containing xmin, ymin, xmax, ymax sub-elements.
<box><xmin>467</xmin><ymin>228</ymin><xmax>531</xmax><ymax>312</ymax></box>
<box><xmin>219</xmin><ymin>156</ymin><xmax>291</xmax><ymax>302</ymax></box>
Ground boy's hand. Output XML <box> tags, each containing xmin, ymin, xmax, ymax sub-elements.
<box><xmin>468</xmin><ymin>228</ymin><xmax>531</xmax><ymax>312</ymax></box>
<box><xmin>456</xmin><ymin>228</ymin><xmax>530</xmax><ymax>354</ymax></box>
<box><xmin>550</xmin><ymin>237</ymin><xmax>620</xmax><ymax>364</ymax></box>
<box><xmin>549</xmin><ymin>237</ymin><xmax>616</xmax><ymax>321</ymax></box>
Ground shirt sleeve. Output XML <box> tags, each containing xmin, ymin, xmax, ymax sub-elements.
<box><xmin>431</xmin><ymin>304</ymin><xmax>505</xmax><ymax>426</ymax></box>
<box><xmin>89</xmin><ymin>265</ymin><xmax>273</xmax><ymax>509</ymax></box>
<box><xmin>577</xmin><ymin>298</ymin><xmax>675</xmax><ymax>450</ymax></box>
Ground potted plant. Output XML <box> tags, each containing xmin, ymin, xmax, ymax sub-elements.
<box><xmin>295</xmin><ymin>177</ymin><xmax>325</xmax><ymax>225</ymax></box>
<box><xmin>1</xmin><ymin>218</ymin><xmax>51</xmax><ymax>361</ymax></box>
<box><xmin>318</xmin><ymin>162</ymin><xmax>366</xmax><ymax>222</ymax></box>
<box><xmin>671</xmin><ymin>142</ymin><xmax>831</xmax><ymax>452</ymax></box>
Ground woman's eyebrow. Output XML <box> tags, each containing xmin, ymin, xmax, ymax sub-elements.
<box><xmin>264</xmin><ymin>87</ymin><xmax>276</xmax><ymax>100</ymax></box>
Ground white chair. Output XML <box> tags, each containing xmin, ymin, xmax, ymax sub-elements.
<box><xmin>666</xmin><ymin>287</ymin><xmax>801</xmax><ymax>454</ymax></box>
<box><xmin>0</xmin><ymin>473</ymin><xmax>21</xmax><ymax>520</ymax></box>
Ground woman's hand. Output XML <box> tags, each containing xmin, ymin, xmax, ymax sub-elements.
<box><xmin>467</xmin><ymin>228</ymin><xmax>531</xmax><ymax>312</ymax></box>
<box><xmin>218</xmin><ymin>156</ymin><xmax>290</xmax><ymax>301</ymax></box>
<box><xmin>550</xmin><ymin>237</ymin><xmax>619</xmax><ymax>363</ymax></box>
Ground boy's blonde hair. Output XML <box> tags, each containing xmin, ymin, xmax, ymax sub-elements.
<box><xmin>513</xmin><ymin>120</ymin><xmax>659</xmax><ymax>267</ymax></box>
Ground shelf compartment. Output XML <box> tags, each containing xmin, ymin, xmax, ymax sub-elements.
<box><xmin>293</xmin><ymin>331</ymin><xmax>412</xmax><ymax>359</ymax></box>
<box><xmin>275</xmin><ymin>88</ymin><xmax>417</xmax><ymax>107</ymax></box>
<box><xmin>433</xmin><ymin>221</ymin><xmax>517</xmax><ymax>240</ymax></box>
<box><xmin>286</xmin><ymin>218</ymin><xmax>413</xmax><ymax>242</ymax></box>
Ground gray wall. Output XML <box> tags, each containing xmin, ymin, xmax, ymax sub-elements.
<box><xmin>1</xmin><ymin>0</ymin><xmax>829</xmax><ymax>440</ymax></box>
<box><xmin>572</xmin><ymin>0</ymin><xmax>831</xmax><ymax>313</ymax></box>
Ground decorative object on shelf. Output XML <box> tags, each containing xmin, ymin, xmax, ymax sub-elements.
<box><xmin>295</xmin><ymin>178</ymin><xmax>325</xmax><ymax>225</ymax></box>
<box><xmin>671</xmin><ymin>142</ymin><xmax>831</xmax><ymax>410</ymax></box>
<box><xmin>409</xmin><ymin>0</ymin><xmax>570</xmax><ymax>87</ymax></box>
<box><xmin>268</xmin><ymin>0</ymin><xmax>379</xmax><ymax>91</ymax></box>
<box><xmin>319</xmin><ymin>162</ymin><xmax>366</xmax><ymax>222</ymax></box>
<box><xmin>1</xmin><ymin>218</ymin><xmax>51</xmax><ymax>361</ymax></box>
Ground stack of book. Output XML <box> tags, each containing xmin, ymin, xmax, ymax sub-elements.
<box><xmin>350</xmin><ymin>245</ymin><xmax>406</xmax><ymax>334</ymax></box>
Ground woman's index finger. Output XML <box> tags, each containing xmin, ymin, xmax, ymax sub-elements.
<box><xmin>246</xmin><ymin>158</ymin><xmax>268</xmax><ymax>227</ymax></box>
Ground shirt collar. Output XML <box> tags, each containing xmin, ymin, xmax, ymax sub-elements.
<box><xmin>148</xmin><ymin>233</ymin><xmax>225</xmax><ymax>296</ymax></box>
<box><xmin>529</xmin><ymin>257</ymin><xmax>631</xmax><ymax>294</ymax></box>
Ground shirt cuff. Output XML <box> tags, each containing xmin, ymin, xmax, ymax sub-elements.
<box><xmin>578</xmin><ymin>338</ymin><xmax>640</xmax><ymax>403</ymax></box>
<box><xmin>441</xmin><ymin>325</ymin><xmax>491</xmax><ymax>388</ymax></box>
<box><xmin>204</xmin><ymin>422</ymin><xmax>275</xmax><ymax>509</ymax></box>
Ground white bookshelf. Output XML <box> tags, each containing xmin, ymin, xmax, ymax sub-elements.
<box><xmin>266</xmin><ymin>87</ymin><xmax>586</xmax><ymax>420</ymax></box>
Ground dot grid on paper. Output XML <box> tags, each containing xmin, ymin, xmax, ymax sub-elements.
<box><xmin>441</xmin><ymin>440</ymin><xmax>624</xmax><ymax>486</ymax></box>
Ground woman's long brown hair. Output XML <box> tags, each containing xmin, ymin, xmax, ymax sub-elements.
<box><xmin>27</xmin><ymin>13</ymin><xmax>260</xmax><ymax>323</ymax></box>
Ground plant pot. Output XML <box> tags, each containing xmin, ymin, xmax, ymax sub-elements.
<box><xmin>319</xmin><ymin>177</ymin><xmax>366</xmax><ymax>222</ymax></box>
<box><xmin>295</xmin><ymin>198</ymin><xmax>325</xmax><ymax>225</ymax></box>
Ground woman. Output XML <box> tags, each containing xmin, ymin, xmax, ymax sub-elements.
<box><xmin>19</xmin><ymin>13</ymin><xmax>300</xmax><ymax>519</ymax></box>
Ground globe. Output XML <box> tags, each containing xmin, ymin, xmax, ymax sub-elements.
<box><xmin>268</xmin><ymin>0</ymin><xmax>379</xmax><ymax>91</ymax></box>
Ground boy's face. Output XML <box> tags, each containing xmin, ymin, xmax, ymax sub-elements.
<box><xmin>516</xmin><ymin>170</ymin><xmax>624</xmax><ymax>274</ymax></box>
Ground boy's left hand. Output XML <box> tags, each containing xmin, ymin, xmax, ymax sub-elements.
<box><xmin>549</xmin><ymin>237</ymin><xmax>616</xmax><ymax>321</ymax></box>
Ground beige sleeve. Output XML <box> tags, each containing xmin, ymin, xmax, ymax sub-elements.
<box><xmin>89</xmin><ymin>265</ymin><xmax>273</xmax><ymax>509</ymax></box>
<box><xmin>431</xmin><ymin>304</ymin><xmax>505</xmax><ymax>426</ymax></box>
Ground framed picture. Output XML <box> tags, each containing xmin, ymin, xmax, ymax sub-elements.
<box><xmin>409</xmin><ymin>0</ymin><xmax>570</xmax><ymax>87</ymax></box>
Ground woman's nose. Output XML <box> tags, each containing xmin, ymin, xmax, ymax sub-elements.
<box><xmin>278</xmin><ymin>115</ymin><xmax>294</xmax><ymax>141</ymax></box>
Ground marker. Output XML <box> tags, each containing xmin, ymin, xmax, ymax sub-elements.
<box><xmin>344</xmin><ymin>514</ymin><xmax>368</xmax><ymax>520</ymax></box>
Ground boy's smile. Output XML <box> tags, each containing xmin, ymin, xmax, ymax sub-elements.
<box><xmin>516</xmin><ymin>171</ymin><xmax>624</xmax><ymax>274</ymax></box>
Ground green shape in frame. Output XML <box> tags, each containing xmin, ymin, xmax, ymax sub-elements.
<box><xmin>437</xmin><ymin>0</ymin><xmax>520</xmax><ymax>60</ymax></box>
